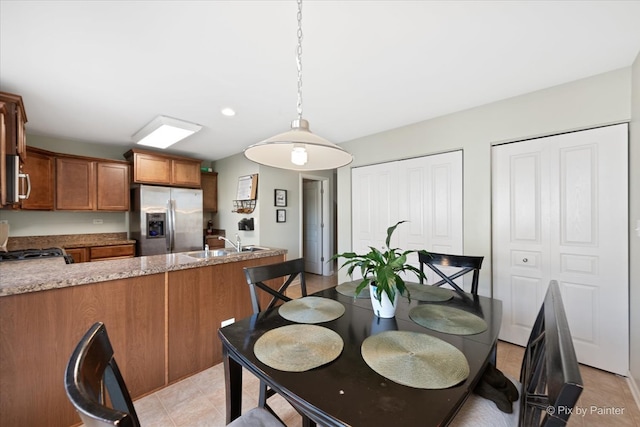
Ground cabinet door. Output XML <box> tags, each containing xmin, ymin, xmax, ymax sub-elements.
<box><xmin>201</xmin><ymin>172</ymin><xmax>218</xmax><ymax>212</ymax></box>
<box><xmin>133</xmin><ymin>152</ymin><xmax>171</xmax><ymax>184</ymax></box>
<box><xmin>56</xmin><ymin>157</ymin><xmax>95</xmax><ymax>210</ymax></box>
<box><xmin>21</xmin><ymin>148</ymin><xmax>55</xmax><ymax>210</ymax></box>
<box><xmin>97</xmin><ymin>162</ymin><xmax>129</xmax><ymax>211</ymax></box>
<box><xmin>171</xmin><ymin>158</ymin><xmax>201</xmax><ymax>187</ymax></box>
<box><xmin>0</xmin><ymin>103</ymin><xmax>6</xmax><ymax>206</ymax></box>
<box><xmin>90</xmin><ymin>244</ymin><xmax>135</xmax><ymax>261</ymax></box>
<box><xmin>65</xmin><ymin>247</ymin><xmax>89</xmax><ymax>263</ymax></box>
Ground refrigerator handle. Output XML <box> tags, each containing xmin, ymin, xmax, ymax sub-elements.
<box><xmin>167</xmin><ymin>200</ymin><xmax>175</xmax><ymax>252</ymax></box>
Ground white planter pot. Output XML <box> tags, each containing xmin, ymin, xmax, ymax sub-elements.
<box><xmin>369</xmin><ymin>284</ymin><xmax>398</xmax><ymax>318</ymax></box>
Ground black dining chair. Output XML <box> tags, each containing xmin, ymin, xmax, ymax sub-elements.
<box><xmin>418</xmin><ymin>251</ymin><xmax>484</xmax><ymax>296</ymax></box>
<box><xmin>451</xmin><ymin>280</ymin><xmax>584</xmax><ymax>426</ymax></box>
<box><xmin>65</xmin><ymin>322</ymin><xmax>141</xmax><ymax>427</ymax></box>
<box><xmin>243</xmin><ymin>258</ymin><xmax>315</xmax><ymax>427</ymax></box>
<box><xmin>66</xmin><ymin>322</ymin><xmax>283</xmax><ymax>427</ymax></box>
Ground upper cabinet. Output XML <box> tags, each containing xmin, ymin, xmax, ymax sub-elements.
<box><xmin>0</xmin><ymin>91</ymin><xmax>27</xmax><ymax>161</ymax></box>
<box><xmin>56</xmin><ymin>155</ymin><xmax>129</xmax><ymax>211</ymax></box>
<box><xmin>125</xmin><ymin>149</ymin><xmax>201</xmax><ymax>188</ymax></box>
<box><xmin>21</xmin><ymin>147</ymin><xmax>55</xmax><ymax>210</ymax></box>
<box><xmin>201</xmin><ymin>171</ymin><xmax>218</xmax><ymax>213</ymax></box>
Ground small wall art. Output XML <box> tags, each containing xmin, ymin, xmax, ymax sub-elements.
<box><xmin>274</xmin><ymin>189</ymin><xmax>287</xmax><ymax>207</ymax></box>
<box><xmin>276</xmin><ymin>209</ymin><xmax>286</xmax><ymax>223</ymax></box>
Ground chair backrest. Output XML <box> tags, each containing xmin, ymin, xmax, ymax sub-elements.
<box><xmin>520</xmin><ymin>280</ymin><xmax>583</xmax><ymax>426</ymax></box>
<box><xmin>243</xmin><ymin>258</ymin><xmax>307</xmax><ymax>313</ymax></box>
<box><xmin>65</xmin><ymin>322</ymin><xmax>140</xmax><ymax>427</ymax></box>
<box><xmin>418</xmin><ymin>251</ymin><xmax>484</xmax><ymax>296</ymax></box>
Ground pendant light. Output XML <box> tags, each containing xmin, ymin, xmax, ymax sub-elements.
<box><xmin>244</xmin><ymin>0</ymin><xmax>353</xmax><ymax>171</ymax></box>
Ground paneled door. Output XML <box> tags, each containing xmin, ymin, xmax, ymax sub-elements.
<box><xmin>492</xmin><ymin>124</ymin><xmax>628</xmax><ymax>375</ymax></box>
<box><xmin>352</xmin><ymin>151</ymin><xmax>463</xmax><ymax>286</ymax></box>
<box><xmin>303</xmin><ymin>180</ymin><xmax>323</xmax><ymax>275</ymax></box>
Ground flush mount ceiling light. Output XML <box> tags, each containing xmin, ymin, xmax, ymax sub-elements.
<box><xmin>132</xmin><ymin>115</ymin><xmax>202</xmax><ymax>149</ymax></box>
<box><xmin>244</xmin><ymin>0</ymin><xmax>352</xmax><ymax>171</ymax></box>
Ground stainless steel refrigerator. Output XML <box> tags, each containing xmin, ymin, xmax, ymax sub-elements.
<box><xmin>130</xmin><ymin>184</ymin><xmax>203</xmax><ymax>256</ymax></box>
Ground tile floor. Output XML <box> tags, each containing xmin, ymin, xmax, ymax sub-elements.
<box><xmin>127</xmin><ymin>272</ymin><xmax>640</xmax><ymax>426</ymax></box>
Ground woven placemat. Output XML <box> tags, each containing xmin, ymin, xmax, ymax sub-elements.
<box><xmin>336</xmin><ymin>280</ymin><xmax>370</xmax><ymax>299</ymax></box>
<box><xmin>361</xmin><ymin>330</ymin><xmax>469</xmax><ymax>389</ymax></box>
<box><xmin>254</xmin><ymin>324</ymin><xmax>344</xmax><ymax>372</ymax></box>
<box><xmin>279</xmin><ymin>296</ymin><xmax>346</xmax><ymax>323</ymax></box>
<box><xmin>404</xmin><ymin>283</ymin><xmax>454</xmax><ymax>302</ymax></box>
<box><xmin>409</xmin><ymin>304</ymin><xmax>488</xmax><ymax>335</ymax></box>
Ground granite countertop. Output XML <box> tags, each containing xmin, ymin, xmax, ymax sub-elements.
<box><xmin>0</xmin><ymin>248</ymin><xmax>287</xmax><ymax>297</ymax></box>
<box><xmin>7</xmin><ymin>232</ymin><xmax>135</xmax><ymax>251</ymax></box>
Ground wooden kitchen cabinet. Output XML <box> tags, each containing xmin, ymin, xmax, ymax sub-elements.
<box><xmin>20</xmin><ymin>146</ymin><xmax>55</xmax><ymax>210</ymax></box>
<box><xmin>96</xmin><ymin>162</ymin><xmax>129</xmax><ymax>210</ymax></box>
<box><xmin>90</xmin><ymin>243</ymin><xmax>135</xmax><ymax>261</ymax></box>
<box><xmin>201</xmin><ymin>171</ymin><xmax>218</xmax><ymax>212</ymax></box>
<box><xmin>65</xmin><ymin>247</ymin><xmax>89</xmax><ymax>263</ymax></box>
<box><xmin>56</xmin><ymin>155</ymin><xmax>129</xmax><ymax>211</ymax></box>
<box><xmin>56</xmin><ymin>156</ymin><xmax>95</xmax><ymax>210</ymax></box>
<box><xmin>0</xmin><ymin>274</ymin><xmax>166</xmax><ymax>427</ymax></box>
<box><xmin>125</xmin><ymin>148</ymin><xmax>202</xmax><ymax>188</ymax></box>
<box><xmin>0</xmin><ymin>91</ymin><xmax>27</xmax><ymax>161</ymax></box>
<box><xmin>167</xmin><ymin>254</ymin><xmax>284</xmax><ymax>382</ymax></box>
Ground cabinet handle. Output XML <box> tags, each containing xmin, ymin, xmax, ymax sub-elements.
<box><xmin>18</xmin><ymin>173</ymin><xmax>31</xmax><ymax>200</ymax></box>
<box><xmin>522</xmin><ymin>258</ymin><xmax>528</xmax><ymax>263</ymax></box>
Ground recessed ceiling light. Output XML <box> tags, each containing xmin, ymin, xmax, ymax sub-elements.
<box><xmin>221</xmin><ymin>107</ymin><xmax>236</xmax><ymax>117</ymax></box>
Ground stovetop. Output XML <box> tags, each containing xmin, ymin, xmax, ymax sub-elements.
<box><xmin>0</xmin><ymin>247</ymin><xmax>73</xmax><ymax>263</ymax></box>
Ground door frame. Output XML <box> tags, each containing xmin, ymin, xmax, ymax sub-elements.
<box><xmin>299</xmin><ymin>174</ymin><xmax>333</xmax><ymax>276</ymax></box>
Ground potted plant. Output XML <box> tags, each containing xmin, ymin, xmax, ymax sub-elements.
<box><xmin>331</xmin><ymin>221</ymin><xmax>427</xmax><ymax>317</ymax></box>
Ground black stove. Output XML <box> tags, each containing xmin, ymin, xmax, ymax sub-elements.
<box><xmin>0</xmin><ymin>247</ymin><xmax>74</xmax><ymax>264</ymax></box>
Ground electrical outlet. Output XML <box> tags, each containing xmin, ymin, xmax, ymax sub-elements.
<box><xmin>221</xmin><ymin>318</ymin><xmax>235</xmax><ymax>327</ymax></box>
<box><xmin>93</xmin><ymin>219</ymin><xmax>103</xmax><ymax>225</ymax></box>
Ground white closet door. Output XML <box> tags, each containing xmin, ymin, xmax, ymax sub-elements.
<box><xmin>351</xmin><ymin>151</ymin><xmax>462</xmax><ymax>285</ymax></box>
<box><xmin>492</xmin><ymin>124</ymin><xmax>628</xmax><ymax>375</ymax></box>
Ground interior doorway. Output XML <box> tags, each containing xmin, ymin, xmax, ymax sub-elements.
<box><xmin>300</xmin><ymin>175</ymin><xmax>333</xmax><ymax>276</ymax></box>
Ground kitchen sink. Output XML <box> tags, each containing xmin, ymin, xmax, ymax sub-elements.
<box><xmin>183</xmin><ymin>246</ymin><xmax>269</xmax><ymax>260</ymax></box>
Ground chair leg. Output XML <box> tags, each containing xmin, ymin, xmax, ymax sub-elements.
<box><xmin>258</xmin><ymin>381</ymin><xmax>269</xmax><ymax>407</ymax></box>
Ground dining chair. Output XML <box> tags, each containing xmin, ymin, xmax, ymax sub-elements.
<box><xmin>451</xmin><ymin>280</ymin><xmax>583</xmax><ymax>426</ymax></box>
<box><xmin>64</xmin><ymin>322</ymin><xmax>141</xmax><ymax>427</ymax></box>
<box><xmin>418</xmin><ymin>251</ymin><xmax>484</xmax><ymax>296</ymax></box>
<box><xmin>243</xmin><ymin>258</ymin><xmax>315</xmax><ymax>427</ymax></box>
<box><xmin>66</xmin><ymin>322</ymin><xmax>283</xmax><ymax>427</ymax></box>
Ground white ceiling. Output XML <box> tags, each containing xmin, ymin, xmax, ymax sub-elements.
<box><xmin>1</xmin><ymin>0</ymin><xmax>640</xmax><ymax>163</ymax></box>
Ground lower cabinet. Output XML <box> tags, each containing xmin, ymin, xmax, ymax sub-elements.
<box><xmin>0</xmin><ymin>274</ymin><xmax>166</xmax><ymax>427</ymax></box>
<box><xmin>167</xmin><ymin>255</ymin><xmax>283</xmax><ymax>382</ymax></box>
<box><xmin>65</xmin><ymin>244</ymin><xmax>135</xmax><ymax>263</ymax></box>
<box><xmin>0</xmin><ymin>254</ymin><xmax>285</xmax><ymax>427</ymax></box>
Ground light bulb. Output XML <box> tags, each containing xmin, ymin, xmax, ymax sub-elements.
<box><xmin>291</xmin><ymin>145</ymin><xmax>308</xmax><ymax>166</ymax></box>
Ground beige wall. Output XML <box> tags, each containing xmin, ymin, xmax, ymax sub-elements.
<box><xmin>337</xmin><ymin>67</ymin><xmax>636</xmax><ymax>385</ymax></box>
<box><xmin>629</xmin><ymin>52</ymin><xmax>640</xmax><ymax>396</ymax></box>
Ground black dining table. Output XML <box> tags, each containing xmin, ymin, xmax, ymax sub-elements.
<box><xmin>218</xmin><ymin>285</ymin><xmax>502</xmax><ymax>426</ymax></box>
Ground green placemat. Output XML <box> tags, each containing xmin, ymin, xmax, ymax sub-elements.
<box><xmin>409</xmin><ymin>304</ymin><xmax>488</xmax><ymax>335</ymax></box>
<box><xmin>279</xmin><ymin>296</ymin><xmax>345</xmax><ymax>323</ymax></box>
<box><xmin>404</xmin><ymin>283</ymin><xmax>454</xmax><ymax>302</ymax></box>
<box><xmin>254</xmin><ymin>324</ymin><xmax>344</xmax><ymax>372</ymax></box>
<box><xmin>361</xmin><ymin>330</ymin><xmax>469</xmax><ymax>389</ymax></box>
<box><xmin>336</xmin><ymin>280</ymin><xmax>370</xmax><ymax>299</ymax></box>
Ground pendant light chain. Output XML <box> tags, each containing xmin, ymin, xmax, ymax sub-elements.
<box><xmin>296</xmin><ymin>0</ymin><xmax>303</xmax><ymax>120</ymax></box>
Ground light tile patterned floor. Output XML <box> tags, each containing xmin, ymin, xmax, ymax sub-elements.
<box><xmin>130</xmin><ymin>272</ymin><xmax>640</xmax><ymax>426</ymax></box>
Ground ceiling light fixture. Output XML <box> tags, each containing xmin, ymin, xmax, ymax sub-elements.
<box><xmin>221</xmin><ymin>107</ymin><xmax>236</xmax><ymax>117</ymax></box>
<box><xmin>132</xmin><ymin>115</ymin><xmax>202</xmax><ymax>149</ymax></box>
<box><xmin>244</xmin><ymin>0</ymin><xmax>353</xmax><ymax>171</ymax></box>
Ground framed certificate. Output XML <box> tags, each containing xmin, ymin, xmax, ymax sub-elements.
<box><xmin>276</xmin><ymin>209</ymin><xmax>286</xmax><ymax>223</ymax></box>
<box><xmin>274</xmin><ymin>189</ymin><xmax>287</xmax><ymax>207</ymax></box>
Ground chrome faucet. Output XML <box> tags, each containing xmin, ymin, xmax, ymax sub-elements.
<box><xmin>218</xmin><ymin>234</ymin><xmax>242</xmax><ymax>252</ymax></box>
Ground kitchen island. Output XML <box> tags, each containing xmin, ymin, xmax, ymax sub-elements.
<box><xmin>0</xmin><ymin>248</ymin><xmax>287</xmax><ymax>427</ymax></box>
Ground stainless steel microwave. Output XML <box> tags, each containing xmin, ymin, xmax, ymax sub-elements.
<box><xmin>5</xmin><ymin>155</ymin><xmax>30</xmax><ymax>203</ymax></box>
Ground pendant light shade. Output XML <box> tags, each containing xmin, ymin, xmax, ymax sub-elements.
<box><xmin>243</xmin><ymin>0</ymin><xmax>353</xmax><ymax>171</ymax></box>
<box><xmin>244</xmin><ymin>119</ymin><xmax>352</xmax><ymax>171</ymax></box>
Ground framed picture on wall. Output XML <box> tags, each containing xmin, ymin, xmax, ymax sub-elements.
<box><xmin>276</xmin><ymin>209</ymin><xmax>286</xmax><ymax>223</ymax></box>
<box><xmin>274</xmin><ymin>189</ymin><xmax>287</xmax><ymax>207</ymax></box>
